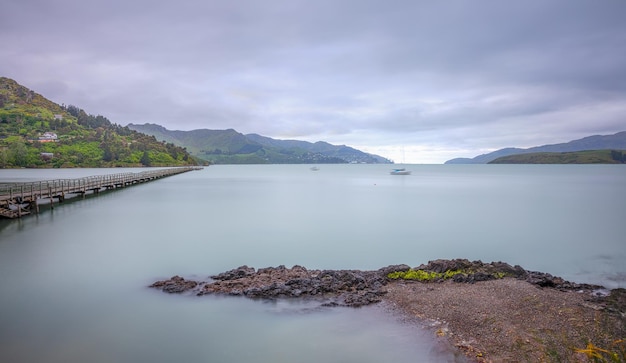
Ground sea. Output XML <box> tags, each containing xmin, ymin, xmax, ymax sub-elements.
<box><xmin>1</xmin><ymin>164</ymin><xmax>624</xmax><ymax>363</ymax></box>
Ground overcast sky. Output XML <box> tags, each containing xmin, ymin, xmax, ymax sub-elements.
<box><xmin>2</xmin><ymin>0</ymin><xmax>625</xmax><ymax>163</ymax></box>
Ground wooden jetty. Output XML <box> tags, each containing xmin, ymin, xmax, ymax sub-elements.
<box><xmin>0</xmin><ymin>167</ymin><xmax>201</xmax><ymax>219</ymax></box>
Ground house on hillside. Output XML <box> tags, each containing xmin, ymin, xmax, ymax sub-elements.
<box><xmin>38</xmin><ymin>132</ymin><xmax>58</xmax><ymax>142</ymax></box>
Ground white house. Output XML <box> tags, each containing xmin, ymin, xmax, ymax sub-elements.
<box><xmin>38</xmin><ymin>132</ymin><xmax>58</xmax><ymax>142</ymax></box>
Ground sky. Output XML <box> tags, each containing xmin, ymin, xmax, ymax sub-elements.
<box><xmin>2</xmin><ymin>0</ymin><xmax>625</xmax><ymax>163</ymax></box>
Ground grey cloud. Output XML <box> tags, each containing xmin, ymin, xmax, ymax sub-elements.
<box><xmin>1</xmin><ymin>0</ymin><xmax>625</xmax><ymax>163</ymax></box>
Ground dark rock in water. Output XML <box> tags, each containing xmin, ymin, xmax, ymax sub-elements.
<box><xmin>211</xmin><ymin>265</ymin><xmax>256</xmax><ymax>280</ymax></box>
<box><xmin>149</xmin><ymin>260</ymin><xmax>612</xmax><ymax>308</ymax></box>
<box><xmin>343</xmin><ymin>291</ymin><xmax>385</xmax><ymax>307</ymax></box>
<box><xmin>150</xmin><ymin>275</ymin><xmax>198</xmax><ymax>293</ymax></box>
<box><xmin>185</xmin><ymin>265</ymin><xmax>394</xmax><ymax>307</ymax></box>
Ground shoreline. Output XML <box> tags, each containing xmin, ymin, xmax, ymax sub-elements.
<box><xmin>150</xmin><ymin>259</ymin><xmax>625</xmax><ymax>362</ymax></box>
<box><xmin>383</xmin><ymin>278</ymin><xmax>624</xmax><ymax>362</ymax></box>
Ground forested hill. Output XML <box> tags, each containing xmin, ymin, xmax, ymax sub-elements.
<box><xmin>489</xmin><ymin>149</ymin><xmax>626</xmax><ymax>164</ymax></box>
<box><xmin>127</xmin><ymin>123</ymin><xmax>392</xmax><ymax>164</ymax></box>
<box><xmin>0</xmin><ymin>77</ymin><xmax>199</xmax><ymax>168</ymax></box>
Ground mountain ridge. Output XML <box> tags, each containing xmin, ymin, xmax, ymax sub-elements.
<box><xmin>127</xmin><ymin>123</ymin><xmax>392</xmax><ymax>164</ymax></box>
<box><xmin>445</xmin><ymin>131</ymin><xmax>626</xmax><ymax>164</ymax></box>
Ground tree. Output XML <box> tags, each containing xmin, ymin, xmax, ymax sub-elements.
<box><xmin>8</xmin><ymin>138</ymin><xmax>29</xmax><ymax>166</ymax></box>
<box><xmin>66</xmin><ymin>105</ymin><xmax>80</xmax><ymax>117</ymax></box>
<box><xmin>101</xmin><ymin>141</ymin><xmax>114</xmax><ymax>162</ymax></box>
<box><xmin>610</xmin><ymin>150</ymin><xmax>625</xmax><ymax>163</ymax></box>
<box><xmin>140</xmin><ymin>151</ymin><xmax>151</xmax><ymax>166</ymax></box>
<box><xmin>0</xmin><ymin>148</ymin><xmax>7</xmax><ymax>167</ymax></box>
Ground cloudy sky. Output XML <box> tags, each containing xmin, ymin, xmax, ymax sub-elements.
<box><xmin>2</xmin><ymin>0</ymin><xmax>625</xmax><ymax>163</ymax></box>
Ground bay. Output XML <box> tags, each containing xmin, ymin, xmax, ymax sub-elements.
<box><xmin>0</xmin><ymin>164</ymin><xmax>624</xmax><ymax>362</ymax></box>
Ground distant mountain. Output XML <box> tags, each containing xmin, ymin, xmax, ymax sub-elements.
<box><xmin>245</xmin><ymin>133</ymin><xmax>392</xmax><ymax>163</ymax></box>
<box><xmin>127</xmin><ymin>123</ymin><xmax>392</xmax><ymax>164</ymax></box>
<box><xmin>445</xmin><ymin>131</ymin><xmax>626</xmax><ymax>164</ymax></box>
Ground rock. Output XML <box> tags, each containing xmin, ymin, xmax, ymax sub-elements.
<box><xmin>377</xmin><ymin>264</ymin><xmax>411</xmax><ymax>277</ymax></box>
<box><xmin>488</xmin><ymin>261</ymin><xmax>527</xmax><ymax>277</ymax></box>
<box><xmin>196</xmin><ymin>265</ymin><xmax>389</xmax><ymax>307</ymax></box>
<box><xmin>343</xmin><ymin>291</ymin><xmax>384</xmax><ymax>307</ymax></box>
<box><xmin>605</xmin><ymin>288</ymin><xmax>626</xmax><ymax>316</ymax></box>
<box><xmin>525</xmin><ymin>271</ymin><xmax>562</xmax><ymax>288</ymax></box>
<box><xmin>211</xmin><ymin>265</ymin><xmax>256</xmax><ymax>280</ymax></box>
<box><xmin>417</xmin><ymin>259</ymin><xmax>475</xmax><ymax>273</ymax></box>
<box><xmin>150</xmin><ymin>275</ymin><xmax>198</xmax><ymax>293</ymax></box>
<box><xmin>402</xmin><ymin>259</ymin><xmax>528</xmax><ymax>284</ymax></box>
<box><xmin>470</xmin><ymin>272</ymin><xmax>495</xmax><ymax>283</ymax></box>
<box><xmin>524</xmin><ymin>271</ymin><xmax>605</xmax><ymax>292</ymax></box>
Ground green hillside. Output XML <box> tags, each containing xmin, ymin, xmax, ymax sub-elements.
<box><xmin>489</xmin><ymin>149</ymin><xmax>626</xmax><ymax>164</ymax></box>
<box><xmin>0</xmin><ymin>77</ymin><xmax>200</xmax><ymax>168</ymax></box>
<box><xmin>128</xmin><ymin>123</ymin><xmax>392</xmax><ymax>164</ymax></box>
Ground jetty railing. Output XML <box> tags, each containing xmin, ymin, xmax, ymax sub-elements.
<box><xmin>0</xmin><ymin>167</ymin><xmax>201</xmax><ymax>219</ymax></box>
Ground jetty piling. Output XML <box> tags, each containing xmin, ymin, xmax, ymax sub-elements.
<box><xmin>0</xmin><ymin>167</ymin><xmax>201</xmax><ymax>219</ymax></box>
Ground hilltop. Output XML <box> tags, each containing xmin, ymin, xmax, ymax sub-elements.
<box><xmin>446</xmin><ymin>131</ymin><xmax>626</xmax><ymax>164</ymax></box>
<box><xmin>0</xmin><ymin>77</ymin><xmax>199</xmax><ymax>168</ymax></box>
<box><xmin>127</xmin><ymin>123</ymin><xmax>392</xmax><ymax>164</ymax></box>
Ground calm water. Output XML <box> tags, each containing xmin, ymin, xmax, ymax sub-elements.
<box><xmin>1</xmin><ymin>164</ymin><xmax>625</xmax><ymax>362</ymax></box>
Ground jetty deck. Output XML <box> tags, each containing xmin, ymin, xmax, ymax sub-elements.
<box><xmin>0</xmin><ymin>167</ymin><xmax>201</xmax><ymax>219</ymax></box>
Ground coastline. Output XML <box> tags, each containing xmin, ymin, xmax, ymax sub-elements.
<box><xmin>150</xmin><ymin>259</ymin><xmax>625</xmax><ymax>362</ymax></box>
<box><xmin>383</xmin><ymin>278</ymin><xmax>624</xmax><ymax>362</ymax></box>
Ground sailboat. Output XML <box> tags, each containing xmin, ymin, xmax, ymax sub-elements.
<box><xmin>390</xmin><ymin>147</ymin><xmax>411</xmax><ymax>175</ymax></box>
<box><xmin>390</xmin><ymin>168</ymin><xmax>411</xmax><ymax>175</ymax></box>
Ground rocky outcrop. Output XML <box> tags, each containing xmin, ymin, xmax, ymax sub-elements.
<box><xmin>415</xmin><ymin>259</ymin><xmax>526</xmax><ymax>278</ymax></box>
<box><xmin>149</xmin><ymin>259</ymin><xmax>608</xmax><ymax>307</ymax></box>
<box><xmin>150</xmin><ymin>275</ymin><xmax>198</xmax><ymax>293</ymax></box>
<box><xmin>524</xmin><ymin>270</ymin><xmax>604</xmax><ymax>290</ymax></box>
<box><xmin>150</xmin><ymin>265</ymin><xmax>390</xmax><ymax>307</ymax></box>
<box><xmin>206</xmin><ymin>265</ymin><xmax>390</xmax><ymax>307</ymax></box>
<box><xmin>413</xmin><ymin>259</ymin><xmax>604</xmax><ymax>291</ymax></box>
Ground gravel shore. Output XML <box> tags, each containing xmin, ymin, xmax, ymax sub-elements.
<box><xmin>383</xmin><ymin>278</ymin><xmax>625</xmax><ymax>362</ymax></box>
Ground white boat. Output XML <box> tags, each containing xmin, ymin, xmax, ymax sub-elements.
<box><xmin>390</xmin><ymin>168</ymin><xmax>411</xmax><ymax>175</ymax></box>
<box><xmin>310</xmin><ymin>166</ymin><xmax>319</xmax><ymax>171</ymax></box>
<box><xmin>390</xmin><ymin>147</ymin><xmax>411</xmax><ymax>175</ymax></box>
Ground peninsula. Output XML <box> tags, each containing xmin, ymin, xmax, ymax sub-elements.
<box><xmin>151</xmin><ymin>259</ymin><xmax>625</xmax><ymax>362</ymax></box>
